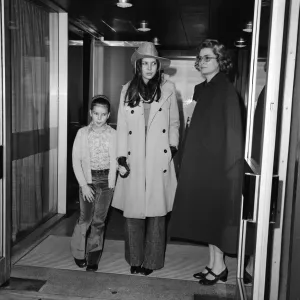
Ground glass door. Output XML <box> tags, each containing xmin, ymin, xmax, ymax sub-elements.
<box><xmin>0</xmin><ymin>0</ymin><xmax>11</xmax><ymax>286</ymax></box>
<box><xmin>236</xmin><ymin>0</ymin><xmax>288</xmax><ymax>299</ymax></box>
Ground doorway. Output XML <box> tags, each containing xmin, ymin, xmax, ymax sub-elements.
<box><xmin>1</xmin><ymin>1</ymin><xmax>299</xmax><ymax>300</ymax></box>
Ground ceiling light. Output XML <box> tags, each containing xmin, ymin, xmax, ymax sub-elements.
<box><xmin>69</xmin><ymin>40</ymin><xmax>83</xmax><ymax>46</ymax></box>
<box><xmin>97</xmin><ymin>40</ymin><xmax>146</xmax><ymax>47</ymax></box>
<box><xmin>116</xmin><ymin>0</ymin><xmax>132</xmax><ymax>8</ymax></box>
<box><xmin>153</xmin><ymin>37</ymin><xmax>160</xmax><ymax>45</ymax></box>
<box><xmin>138</xmin><ymin>20</ymin><xmax>151</xmax><ymax>32</ymax></box>
<box><xmin>234</xmin><ymin>38</ymin><xmax>247</xmax><ymax>48</ymax></box>
<box><xmin>243</xmin><ymin>21</ymin><xmax>253</xmax><ymax>33</ymax></box>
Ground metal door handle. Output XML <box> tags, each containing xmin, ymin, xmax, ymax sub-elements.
<box><xmin>242</xmin><ymin>173</ymin><xmax>260</xmax><ymax>222</ymax></box>
<box><xmin>269</xmin><ymin>175</ymin><xmax>281</xmax><ymax>226</ymax></box>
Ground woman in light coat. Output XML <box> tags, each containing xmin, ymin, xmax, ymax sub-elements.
<box><xmin>112</xmin><ymin>42</ymin><xmax>180</xmax><ymax>276</ymax></box>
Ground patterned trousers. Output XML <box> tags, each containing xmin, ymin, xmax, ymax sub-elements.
<box><xmin>124</xmin><ymin>216</ymin><xmax>166</xmax><ymax>270</ymax></box>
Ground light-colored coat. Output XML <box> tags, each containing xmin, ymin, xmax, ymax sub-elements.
<box><xmin>72</xmin><ymin>124</ymin><xmax>117</xmax><ymax>189</ymax></box>
<box><xmin>112</xmin><ymin>79</ymin><xmax>180</xmax><ymax>218</ymax></box>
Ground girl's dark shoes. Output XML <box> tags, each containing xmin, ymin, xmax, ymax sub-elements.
<box><xmin>243</xmin><ymin>270</ymin><xmax>253</xmax><ymax>284</ymax></box>
<box><xmin>199</xmin><ymin>267</ymin><xmax>228</xmax><ymax>286</ymax></box>
<box><xmin>74</xmin><ymin>258</ymin><xmax>87</xmax><ymax>268</ymax></box>
<box><xmin>130</xmin><ymin>266</ymin><xmax>142</xmax><ymax>274</ymax></box>
<box><xmin>140</xmin><ymin>267</ymin><xmax>153</xmax><ymax>276</ymax></box>
<box><xmin>193</xmin><ymin>266</ymin><xmax>212</xmax><ymax>279</ymax></box>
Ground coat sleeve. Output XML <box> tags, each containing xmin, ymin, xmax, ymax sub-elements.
<box><xmin>116</xmin><ymin>85</ymin><xmax>129</xmax><ymax>157</ymax></box>
<box><xmin>72</xmin><ymin>128</ymin><xmax>87</xmax><ymax>187</ymax></box>
<box><xmin>224</xmin><ymin>86</ymin><xmax>244</xmax><ymax>177</ymax></box>
<box><xmin>169</xmin><ymin>82</ymin><xmax>180</xmax><ymax>148</ymax></box>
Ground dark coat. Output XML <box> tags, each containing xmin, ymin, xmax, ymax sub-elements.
<box><xmin>170</xmin><ymin>72</ymin><xmax>244</xmax><ymax>254</ymax></box>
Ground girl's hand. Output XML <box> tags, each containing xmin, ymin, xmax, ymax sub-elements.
<box><xmin>81</xmin><ymin>185</ymin><xmax>95</xmax><ymax>202</ymax></box>
<box><xmin>117</xmin><ymin>157</ymin><xmax>130</xmax><ymax>178</ymax></box>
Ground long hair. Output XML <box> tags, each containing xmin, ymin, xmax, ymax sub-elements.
<box><xmin>194</xmin><ymin>39</ymin><xmax>233</xmax><ymax>74</ymax></box>
<box><xmin>125</xmin><ymin>59</ymin><xmax>163</xmax><ymax>108</ymax></box>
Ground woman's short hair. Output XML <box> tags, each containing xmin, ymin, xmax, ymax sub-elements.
<box><xmin>90</xmin><ymin>95</ymin><xmax>111</xmax><ymax>112</ymax></box>
<box><xmin>194</xmin><ymin>39</ymin><xmax>233</xmax><ymax>74</ymax></box>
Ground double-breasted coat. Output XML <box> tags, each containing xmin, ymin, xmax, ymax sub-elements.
<box><xmin>112</xmin><ymin>79</ymin><xmax>180</xmax><ymax>218</ymax></box>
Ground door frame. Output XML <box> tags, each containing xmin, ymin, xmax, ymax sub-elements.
<box><xmin>0</xmin><ymin>0</ymin><xmax>11</xmax><ymax>286</ymax></box>
<box><xmin>237</xmin><ymin>0</ymin><xmax>289</xmax><ymax>299</ymax></box>
<box><xmin>0</xmin><ymin>0</ymin><xmax>69</xmax><ymax>285</ymax></box>
<box><xmin>269</xmin><ymin>0</ymin><xmax>300</xmax><ymax>298</ymax></box>
<box><xmin>252</xmin><ymin>1</ymin><xmax>286</xmax><ymax>299</ymax></box>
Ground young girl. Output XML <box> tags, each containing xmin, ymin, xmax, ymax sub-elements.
<box><xmin>70</xmin><ymin>95</ymin><xmax>117</xmax><ymax>272</ymax></box>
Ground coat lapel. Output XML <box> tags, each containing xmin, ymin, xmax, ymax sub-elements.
<box><xmin>147</xmin><ymin>84</ymin><xmax>172</xmax><ymax>129</ymax></box>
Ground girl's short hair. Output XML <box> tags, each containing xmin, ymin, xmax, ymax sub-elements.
<box><xmin>195</xmin><ymin>39</ymin><xmax>233</xmax><ymax>74</ymax></box>
<box><xmin>91</xmin><ymin>95</ymin><xmax>111</xmax><ymax>112</ymax></box>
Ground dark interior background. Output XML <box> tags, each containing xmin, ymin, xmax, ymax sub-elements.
<box><xmin>53</xmin><ymin>0</ymin><xmax>270</xmax><ymax>54</ymax></box>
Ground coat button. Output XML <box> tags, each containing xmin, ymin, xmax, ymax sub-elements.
<box><xmin>164</xmin><ymin>149</ymin><xmax>167</xmax><ymax>153</ymax></box>
<box><xmin>128</xmin><ymin>151</ymin><xmax>131</xmax><ymax>155</ymax></box>
<box><xmin>131</xmin><ymin>110</ymin><xmax>134</xmax><ymax>114</ymax></box>
<box><xmin>163</xmin><ymin>170</ymin><xmax>167</xmax><ymax>173</ymax></box>
<box><xmin>129</xmin><ymin>131</ymin><xmax>132</xmax><ymax>135</ymax></box>
<box><xmin>162</xmin><ymin>129</ymin><xmax>166</xmax><ymax>133</ymax></box>
<box><xmin>159</xmin><ymin>108</ymin><xmax>162</xmax><ymax>111</ymax></box>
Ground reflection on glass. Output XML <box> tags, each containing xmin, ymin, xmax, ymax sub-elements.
<box><xmin>10</xmin><ymin>0</ymin><xmax>59</xmax><ymax>243</ymax></box>
<box><xmin>251</xmin><ymin>60</ymin><xmax>267</xmax><ymax>167</ymax></box>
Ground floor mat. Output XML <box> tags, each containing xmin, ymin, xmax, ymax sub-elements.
<box><xmin>15</xmin><ymin>235</ymin><xmax>238</xmax><ymax>284</ymax></box>
<box><xmin>0</xmin><ymin>277</ymin><xmax>46</xmax><ymax>291</ymax></box>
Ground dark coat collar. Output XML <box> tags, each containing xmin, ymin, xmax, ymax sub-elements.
<box><xmin>204</xmin><ymin>71</ymin><xmax>226</xmax><ymax>86</ymax></box>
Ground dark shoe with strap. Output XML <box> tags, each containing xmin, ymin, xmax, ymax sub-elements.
<box><xmin>140</xmin><ymin>267</ymin><xmax>153</xmax><ymax>276</ymax></box>
<box><xmin>243</xmin><ymin>270</ymin><xmax>253</xmax><ymax>284</ymax></box>
<box><xmin>193</xmin><ymin>266</ymin><xmax>212</xmax><ymax>279</ymax></box>
<box><xmin>199</xmin><ymin>267</ymin><xmax>228</xmax><ymax>286</ymax></box>
<box><xmin>130</xmin><ymin>266</ymin><xmax>142</xmax><ymax>274</ymax></box>
<box><xmin>74</xmin><ymin>258</ymin><xmax>87</xmax><ymax>268</ymax></box>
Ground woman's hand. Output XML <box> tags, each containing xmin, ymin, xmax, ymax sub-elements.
<box><xmin>170</xmin><ymin>146</ymin><xmax>178</xmax><ymax>159</ymax></box>
<box><xmin>81</xmin><ymin>184</ymin><xmax>95</xmax><ymax>202</ymax></box>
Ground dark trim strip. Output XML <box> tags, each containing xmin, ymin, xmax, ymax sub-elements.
<box><xmin>12</xmin><ymin>127</ymin><xmax>58</xmax><ymax>161</ymax></box>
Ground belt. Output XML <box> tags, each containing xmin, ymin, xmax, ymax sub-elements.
<box><xmin>91</xmin><ymin>169</ymin><xmax>109</xmax><ymax>175</ymax></box>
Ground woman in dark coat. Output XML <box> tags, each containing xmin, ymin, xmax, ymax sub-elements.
<box><xmin>170</xmin><ymin>39</ymin><xmax>244</xmax><ymax>285</ymax></box>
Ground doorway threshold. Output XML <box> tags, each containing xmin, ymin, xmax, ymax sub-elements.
<box><xmin>12</xmin><ymin>213</ymin><xmax>65</xmax><ymax>265</ymax></box>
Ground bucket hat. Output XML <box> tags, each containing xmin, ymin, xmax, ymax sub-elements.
<box><xmin>131</xmin><ymin>42</ymin><xmax>171</xmax><ymax>70</ymax></box>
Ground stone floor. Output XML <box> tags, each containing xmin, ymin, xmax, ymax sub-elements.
<box><xmin>0</xmin><ymin>208</ymin><xmax>251</xmax><ymax>300</ymax></box>
<box><xmin>2</xmin><ymin>265</ymin><xmax>239</xmax><ymax>300</ymax></box>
